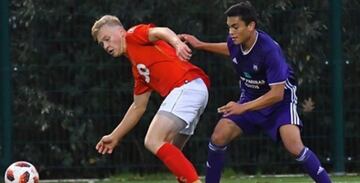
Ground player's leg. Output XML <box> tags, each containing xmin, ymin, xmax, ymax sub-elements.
<box><xmin>206</xmin><ymin>118</ymin><xmax>243</xmax><ymax>183</ymax></box>
<box><xmin>172</xmin><ymin>105</ymin><xmax>202</xmax><ymax>151</ymax></box>
<box><xmin>278</xmin><ymin>124</ymin><xmax>304</xmax><ymax>155</ymax></box>
<box><xmin>173</xmin><ymin>108</ymin><xmax>203</xmax><ymax>183</ymax></box>
<box><xmin>145</xmin><ymin>111</ymin><xmax>200</xmax><ymax>183</ymax></box>
<box><xmin>146</xmin><ymin>78</ymin><xmax>208</xmax><ymax>183</ymax></box>
<box><xmin>144</xmin><ymin>111</ymin><xmax>186</xmax><ymax>153</ymax></box>
<box><xmin>279</xmin><ymin>124</ymin><xmax>331</xmax><ymax>183</ymax></box>
<box><xmin>172</xmin><ymin>133</ymin><xmax>191</xmax><ymax>150</ymax></box>
<box><xmin>270</xmin><ymin>80</ymin><xmax>331</xmax><ymax>183</ymax></box>
<box><xmin>172</xmin><ymin>134</ymin><xmax>192</xmax><ymax>183</ymax></box>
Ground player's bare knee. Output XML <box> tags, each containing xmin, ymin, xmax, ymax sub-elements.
<box><xmin>210</xmin><ymin>132</ymin><xmax>228</xmax><ymax>146</ymax></box>
<box><xmin>285</xmin><ymin>143</ymin><xmax>304</xmax><ymax>156</ymax></box>
<box><xmin>144</xmin><ymin>136</ymin><xmax>159</xmax><ymax>153</ymax></box>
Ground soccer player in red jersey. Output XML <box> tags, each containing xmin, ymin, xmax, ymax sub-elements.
<box><xmin>91</xmin><ymin>15</ymin><xmax>210</xmax><ymax>183</ymax></box>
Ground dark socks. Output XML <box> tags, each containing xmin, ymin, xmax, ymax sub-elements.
<box><xmin>205</xmin><ymin>142</ymin><xmax>227</xmax><ymax>183</ymax></box>
<box><xmin>296</xmin><ymin>147</ymin><xmax>332</xmax><ymax>183</ymax></box>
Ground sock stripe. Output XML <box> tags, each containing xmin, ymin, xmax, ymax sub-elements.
<box><xmin>208</xmin><ymin>142</ymin><xmax>227</xmax><ymax>151</ymax></box>
<box><xmin>296</xmin><ymin>147</ymin><xmax>332</xmax><ymax>182</ymax></box>
<box><xmin>296</xmin><ymin>147</ymin><xmax>309</xmax><ymax>162</ymax></box>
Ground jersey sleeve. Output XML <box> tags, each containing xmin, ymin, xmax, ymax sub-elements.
<box><xmin>264</xmin><ymin>47</ymin><xmax>288</xmax><ymax>85</ymax></box>
<box><xmin>226</xmin><ymin>36</ymin><xmax>235</xmax><ymax>53</ymax></box>
<box><xmin>226</xmin><ymin>35</ymin><xmax>234</xmax><ymax>48</ymax></box>
<box><xmin>227</xmin><ymin>35</ymin><xmax>241</xmax><ymax>59</ymax></box>
<box><xmin>127</xmin><ymin>24</ymin><xmax>156</xmax><ymax>45</ymax></box>
<box><xmin>132</xmin><ymin>67</ymin><xmax>152</xmax><ymax>95</ymax></box>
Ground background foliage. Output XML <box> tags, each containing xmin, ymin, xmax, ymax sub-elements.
<box><xmin>6</xmin><ymin>0</ymin><xmax>360</xmax><ymax>178</ymax></box>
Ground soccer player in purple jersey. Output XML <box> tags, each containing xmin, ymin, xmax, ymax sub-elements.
<box><xmin>180</xmin><ymin>1</ymin><xmax>332</xmax><ymax>183</ymax></box>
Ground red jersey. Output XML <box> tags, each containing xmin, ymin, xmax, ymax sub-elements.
<box><xmin>125</xmin><ymin>24</ymin><xmax>210</xmax><ymax>97</ymax></box>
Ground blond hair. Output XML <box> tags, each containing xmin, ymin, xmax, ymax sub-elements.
<box><xmin>91</xmin><ymin>15</ymin><xmax>123</xmax><ymax>41</ymax></box>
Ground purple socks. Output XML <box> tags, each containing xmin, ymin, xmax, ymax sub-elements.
<box><xmin>205</xmin><ymin>142</ymin><xmax>227</xmax><ymax>183</ymax></box>
<box><xmin>296</xmin><ymin>147</ymin><xmax>332</xmax><ymax>183</ymax></box>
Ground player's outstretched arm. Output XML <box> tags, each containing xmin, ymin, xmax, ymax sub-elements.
<box><xmin>96</xmin><ymin>91</ymin><xmax>151</xmax><ymax>154</ymax></box>
<box><xmin>148</xmin><ymin>27</ymin><xmax>192</xmax><ymax>61</ymax></box>
<box><xmin>179</xmin><ymin>34</ymin><xmax>230</xmax><ymax>56</ymax></box>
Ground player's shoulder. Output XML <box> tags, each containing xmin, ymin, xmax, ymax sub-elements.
<box><xmin>127</xmin><ymin>24</ymin><xmax>147</xmax><ymax>34</ymax></box>
<box><xmin>257</xmin><ymin>30</ymin><xmax>282</xmax><ymax>52</ymax></box>
<box><xmin>127</xmin><ymin>24</ymin><xmax>156</xmax><ymax>34</ymax></box>
<box><xmin>226</xmin><ymin>35</ymin><xmax>240</xmax><ymax>51</ymax></box>
<box><xmin>126</xmin><ymin>24</ymin><xmax>157</xmax><ymax>44</ymax></box>
<box><xmin>226</xmin><ymin>35</ymin><xmax>240</xmax><ymax>57</ymax></box>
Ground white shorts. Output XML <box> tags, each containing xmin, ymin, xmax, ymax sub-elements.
<box><xmin>158</xmin><ymin>78</ymin><xmax>209</xmax><ymax>135</ymax></box>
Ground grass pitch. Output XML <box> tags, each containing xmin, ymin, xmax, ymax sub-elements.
<box><xmin>95</xmin><ymin>173</ymin><xmax>360</xmax><ymax>183</ymax></box>
<box><xmin>41</xmin><ymin>173</ymin><xmax>360</xmax><ymax>183</ymax></box>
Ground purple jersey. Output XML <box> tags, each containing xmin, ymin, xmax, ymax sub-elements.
<box><xmin>226</xmin><ymin>30</ymin><xmax>301</xmax><ymax>141</ymax></box>
<box><xmin>227</xmin><ymin>30</ymin><xmax>296</xmax><ymax>102</ymax></box>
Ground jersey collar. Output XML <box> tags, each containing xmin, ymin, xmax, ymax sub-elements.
<box><xmin>241</xmin><ymin>30</ymin><xmax>258</xmax><ymax>55</ymax></box>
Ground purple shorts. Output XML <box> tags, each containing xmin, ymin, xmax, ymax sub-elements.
<box><xmin>225</xmin><ymin>98</ymin><xmax>302</xmax><ymax>142</ymax></box>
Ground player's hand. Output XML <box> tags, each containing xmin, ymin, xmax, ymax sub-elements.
<box><xmin>178</xmin><ymin>34</ymin><xmax>204</xmax><ymax>49</ymax></box>
<box><xmin>173</xmin><ymin>39</ymin><xmax>192</xmax><ymax>61</ymax></box>
<box><xmin>217</xmin><ymin>101</ymin><xmax>248</xmax><ymax>117</ymax></box>
<box><xmin>95</xmin><ymin>134</ymin><xmax>120</xmax><ymax>155</ymax></box>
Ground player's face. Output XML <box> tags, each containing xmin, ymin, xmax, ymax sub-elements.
<box><xmin>226</xmin><ymin>16</ymin><xmax>254</xmax><ymax>45</ymax></box>
<box><xmin>97</xmin><ymin>24</ymin><xmax>125</xmax><ymax>57</ymax></box>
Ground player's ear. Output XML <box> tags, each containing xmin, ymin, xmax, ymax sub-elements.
<box><xmin>117</xmin><ymin>26</ymin><xmax>125</xmax><ymax>33</ymax></box>
<box><xmin>248</xmin><ymin>21</ymin><xmax>256</xmax><ymax>30</ymax></box>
